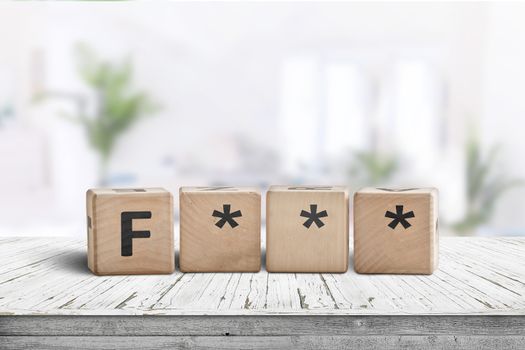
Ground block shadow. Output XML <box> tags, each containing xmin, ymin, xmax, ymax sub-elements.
<box><xmin>59</xmin><ymin>250</ymin><xmax>92</xmax><ymax>275</ymax></box>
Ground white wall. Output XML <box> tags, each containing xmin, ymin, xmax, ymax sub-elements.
<box><xmin>481</xmin><ymin>2</ymin><xmax>525</xmax><ymax>233</ymax></box>
<box><xmin>0</xmin><ymin>2</ymin><xmax>523</xmax><ymax>235</ymax></box>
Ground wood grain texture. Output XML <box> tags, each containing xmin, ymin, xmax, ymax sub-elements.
<box><xmin>354</xmin><ymin>187</ymin><xmax>438</xmax><ymax>274</ymax></box>
<box><xmin>266</xmin><ymin>186</ymin><xmax>349</xmax><ymax>272</ymax></box>
<box><xmin>86</xmin><ymin>188</ymin><xmax>174</xmax><ymax>275</ymax></box>
<box><xmin>2</xmin><ymin>335</ymin><xmax>525</xmax><ymax>350</ymax></box>
<box><xmin>1</xmin><ymin>237</ymin><xmax>525</xmax><ymax>349</ymax></box>
<box><xmin>0</xmin><ymin>237</ymin><xmax>524</xmax><ymax>316</ymax></box>
<box><xmin>3</xmin><ymin>315</ymin><xmax>525</xmax><ymax>336</ymax></box>
<box><xmin>1</xmin><ymin>315</ymin><xmax>525</xmax><ymax>349</ymax></box>
<box><xmin>179</xmin><ymin>187</ymin><xmax>261</xmax><ymax>272</ymax></box>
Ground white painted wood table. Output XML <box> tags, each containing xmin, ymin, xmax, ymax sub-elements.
<box><xmin>0</xmin><ymin>237</ymin><xmax>524</xmax><ymax>349</ymax></box>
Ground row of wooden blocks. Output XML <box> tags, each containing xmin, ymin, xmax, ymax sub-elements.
<box><xmin>87</xmin><ymin>186</ymin><xmax>439</xmax><ymax>275</ymax></box>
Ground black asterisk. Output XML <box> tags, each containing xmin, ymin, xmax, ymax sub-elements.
<box><xmin>212</xmin><ymin>204</ymin><xmax>242</xmax><ymax>228</ymax></box>
<box><xmin>300</xmin><ymin>204</ymin><xmax>328</xmax><ymax>228</ymax></box>
<box><xmin>385</xmin><ymin>205</ymin><xmax>415</xmax><ymax>229</ymax></box>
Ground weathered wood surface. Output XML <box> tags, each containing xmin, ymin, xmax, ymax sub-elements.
<box><xmin>2</xmin><ymin>335</ymin><xmax>525</xmax><ymax>350</ymax></box>
<box><xmin>2</xmin><ymin>315</ymin><xmax>525</xmax><ymax>336</ymax></box>
<box><xmin>1</xmin><ymin>237</ymin><xmax>524</xmax><ymax>349</ymax></box>
<box><xmin>0</xmin><ymin>237</ymin><xmax>524</xmax><ymax>316</ymax></box>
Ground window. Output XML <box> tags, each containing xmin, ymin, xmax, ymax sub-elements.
<box><xmin>280</xmin><ymin>54</ymin><xmax>444</xmax><ymax>181</ymax></box>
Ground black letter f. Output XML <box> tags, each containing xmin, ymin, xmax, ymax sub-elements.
<box><xmin>121</xmin><ymin>211</ymin><xmax>152</xmax><ymax>256</ymax></box>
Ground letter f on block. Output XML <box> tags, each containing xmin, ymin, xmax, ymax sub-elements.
<box><xmin>121</xmin><ymin>211</ymin><xmax>152</xmax><ymax>256</ymax></box>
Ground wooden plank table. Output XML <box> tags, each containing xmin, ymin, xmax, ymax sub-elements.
<box><xmin>0</xmin><ymin>237</ymin><xmax>524</xmax><ymax>349</ymax></box>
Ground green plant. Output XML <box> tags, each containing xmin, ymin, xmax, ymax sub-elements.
<box><xmin>36</xmin><ymin>44</ymin><xmax>158</xmax><ymax>184</ymax></box>
<box><xmin>348</xmin><ymin>150</ymin><xmax>399</xmax><ymax>186</ymax></box>
<box><xmin>70</xmin><ymin>44</ymin><xmax>158</xmax><ymax>183</ymax></box>
<box><xmin>452</xmin><ymin>135</ymin><xmax>523</xmax><ymax>235</ymax></box>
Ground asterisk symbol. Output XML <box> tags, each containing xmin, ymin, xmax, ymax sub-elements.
<box><xmin>300</xmin><ymin>204</ymin><xmax>328</xmax><ymax>228</ymax></box>
<box><xmin>212</xmin><ymin>204</ymin><xmax>242</xmax><ymax>228</ymax></box>
<box><xmin>385</xmin><ymin>205</ymin><xmax>415</xmax><ymax>229</ymax></box>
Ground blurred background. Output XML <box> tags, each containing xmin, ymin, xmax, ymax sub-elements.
<box><xmin>0</xmin><ymin>1</ymin><xmax>524</xmax><ymax>237</ymax></box>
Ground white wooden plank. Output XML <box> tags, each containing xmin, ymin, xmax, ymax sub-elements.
<box><xmin>293</xmin><ymin>273</ymin><xmax>339</xmax><ymax>310</ymax></box>
<box><xmin>224</xmin><ymin>272</ymin><xmax>269</xmax><ymax>310</ymax></box>
<box><xmin>0</xmin><ymin>237</ymin><xmax>524</xmax><ymax>316</ymax></box>
<box><xmin>264</xmin><ymin>273</ymin><xmax>301</xmax><ymax>311</ymax></box>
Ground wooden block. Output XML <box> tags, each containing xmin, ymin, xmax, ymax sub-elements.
<box><xmin>179</xmin><ymin>186</ymin><xmax>261</xmax><ymax>272</ymax></box>
<box><xmin>86</xmin><ymin>188</ymin><xmax>174</xmax><ymax>275</ymax></box>
<box><xmin>266</xmin><ymin>186</ymin><xmax>349</xmax><ymax>273</ymax></box>
<box><xmin>353</xmin><ymin>187</ymin><xmax>439</xmax><ymax>274</ymax></box>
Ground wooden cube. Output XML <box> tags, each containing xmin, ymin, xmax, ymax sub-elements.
<box><xmin>86</xmin><ymin>188</ymin><xmax>174</xmax><ymax>275</ymax></box>
<box><xmin>353</xmin><ymin>187</ymin><xmax>439</xmax><ymax>274</ymax></box>
<box><xmin>179</xmin><ymin>186</ymin><xmax>261</xmax><ymax>272</ymax></box>
<box><xmin>266</xmin><ymin>186</ymin><xmax>349</xmax><ymax>273</ymax></box>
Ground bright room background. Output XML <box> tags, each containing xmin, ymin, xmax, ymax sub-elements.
<box><xmin>0</xmin><ymin>1</ymin><xmax>524</xmax><ymax>237</ymax></box>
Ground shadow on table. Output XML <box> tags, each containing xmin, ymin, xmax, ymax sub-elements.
<box><xmin>60</xmin><ymin>250</ymin><xmax>91</xmax><ymax>275</ymax></box>
<box><xmin>262</xmin><ymin>248</ymin><xmax>266</xmax><ymax>270</ymax></box>
<box><xmin>175</xmin><ymin>248</ymin><xmax>179</xmax><ymax>270</ymax></box>
<box><xmin>349</xmin><ymin>251</ymin><xmax>354</xmax><ymax>272</ymax></box>
<box><xmin>57</xmin><ymin>247</ymin><xmax>353</xmax><ymax>275</ymax></box>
